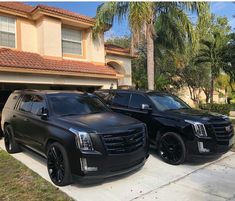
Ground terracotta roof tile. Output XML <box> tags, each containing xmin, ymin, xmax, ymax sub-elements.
<box><xmin>0</xmin><ymin>2</ymin><xmax>95</xmax><ymax>24</ymax></box>
<box><xmin>34</xmin><ymin>4</ymin><xmax>95</xmax><ymax>24</ymax></box>
<box><xmin>0</xmin><ymin>2</ymin><xmax>34</xmax><ymax>13</ymax></box>
<box><xmin>105</xmin><ymin>44</ymin><xmax>131</xmax><ymax>54</ymax></box>
<box><xmin>0</xmin><ymin>48</ymin><xmax>116</xmax><ymax>76</ymax></box>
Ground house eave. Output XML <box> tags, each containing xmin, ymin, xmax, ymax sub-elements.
<box><xmin>0</xmin><ymin>66</ymin><xmax>119</xmax><ymax>79</ymax></box>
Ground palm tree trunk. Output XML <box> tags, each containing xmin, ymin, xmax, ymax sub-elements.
<box><xmin>210</xmin><ymin>74</ymin><xmax>214</xmax><ymax>103</ymax></box>
<box><xmin>146</xmin><ymin>23</ymin><xmax>154</xmax><ymax>90</ymax></box>
<box><xmin>130</xmin><ymin>36</ymin><xmax>134</xmax><ymax>56</ymax></box>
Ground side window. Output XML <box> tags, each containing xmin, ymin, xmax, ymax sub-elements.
<box><xmin>31</xmin><ymin>95</ymin><xmax>46</xmax><ymax>115</ymax></box>
<box><xmin>112</xmin><ymin>92</ymin><xmax>130</xmax><ymax>108</ymax></box>
<box><xmin>18</xmin><ymin>94</ymin><xmax>33</xmax><ymax>112</ymax></box>
<box><xmin>129</xmin><ymin>94</ymin><xmax>150</xmax><ymax>109</ymax></box>
<box><xmin>106</xmin><ymin>92</ymin><xmax>115</xmax><ymax>104</ymax></box>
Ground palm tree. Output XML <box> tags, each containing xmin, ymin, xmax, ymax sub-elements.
<box><xmin>93</xmin><ymin>2</ymin><xmax>207</xmax><ymax>90</ymax></box>
<box><xmin>196</xmin><ymin>32</ymin><xmax>226</xmax><ymax>103</ymax></box>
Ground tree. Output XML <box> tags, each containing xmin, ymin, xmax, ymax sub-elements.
<box><xmin>222</xmin><ymin>33</ymin><xmax>235</xmax><ymax>91</ymax></box>
<box><xmin>93</xmin><ymin>2</ymin><xmax>207</xmax><ymax>90</ymax></box>
<box><xmin>196</xmin><ymin>16</ymin><xmax>231</xmax><ymax>103</ymax></box>
<box><xmin>106</xmin><ymin>35</ymin><xmax>131</xmax><ymax>48</ymax></box>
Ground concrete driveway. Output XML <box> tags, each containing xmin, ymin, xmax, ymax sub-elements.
<box><xmin>0</xmin><ymin>139</ymin><xmax>235</xmax><ymax>201</ymax></box>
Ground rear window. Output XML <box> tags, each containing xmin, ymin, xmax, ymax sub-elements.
<box><xmin>3</xmin><ymin>93</ymin><xmax>20</xmax><ymax>110</ymax></box>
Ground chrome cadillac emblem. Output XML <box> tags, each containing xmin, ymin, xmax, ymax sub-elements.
<box><xmin>225</xmin><ymin>125</ymin><xmax>232</xmax><ymax>132</ymax></box>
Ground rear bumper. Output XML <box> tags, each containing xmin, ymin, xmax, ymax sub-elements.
<box><xmin>187</xmin><ymin>136</ymin><xmax>234</xmax><ymax>156</ymax></box>
<box><xmin>71</xmin><ymin>147</ymin><xmax>149</xmax><ymax>181</ymax></box>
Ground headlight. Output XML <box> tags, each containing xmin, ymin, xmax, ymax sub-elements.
<box><xmin>69</xmin><ymin>128</ymin><xmax>94</xmax><ymax>151</ymax></box>
<box><xmin>221</xmin><ymin>115</ymin><xmax>229</xmax><ymax>120</ymax></box>
<box><xmin>185</xmin><ymin>120</ymin><xmax>207</xmax><ymax>137</ymax></box>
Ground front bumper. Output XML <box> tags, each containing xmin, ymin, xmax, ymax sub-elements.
<box><xmin>187</xmin><ymin>135</ymin><xmax>234</xmax><ymax>156</ymax></box>
<box><xmin>71</xmin><ymin>148</ymin><xmax>149</xmax><ymax>181</ymax></box>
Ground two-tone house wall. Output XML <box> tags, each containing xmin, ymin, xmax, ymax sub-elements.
<box><xmin>0</xmin><ymin>2</ymin><xmax>134</xmax><ymax>93</ymax></box>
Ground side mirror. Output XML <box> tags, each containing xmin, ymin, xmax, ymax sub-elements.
<box><xmin>141</xmin><ymin>104</ymin><xmax>152</xmax><ymax>112</ymax></box>
<box><xmin>37</xmin><ymin>107</ymin><xmax>48</xmax><ymax>120</ymax></box>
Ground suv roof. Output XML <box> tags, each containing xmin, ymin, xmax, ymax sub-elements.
<box><xmin>103</xmin><ymin>89</ymin><xmax>169</xmax><ymax>96</ymax></box>
<box><xmin>13</xmin><ymin>89</ymin><xmax>85</xmax><ymax>95</ymax></box>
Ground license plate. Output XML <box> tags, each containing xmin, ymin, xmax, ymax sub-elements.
<box><xmin>229</xmin><ymin>136</ymin><xmax>234</xmax><ymax>147</ymax></box>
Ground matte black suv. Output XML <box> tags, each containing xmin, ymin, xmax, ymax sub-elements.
<box><xmin>95</xmin><ymin>90</ymin><xmax>234</xmax><ymax>165</ymax></box>
<box><xmin>1</xmin><ymin>90</ymin><xmax>149</xmax><ymax>186</ymax></box>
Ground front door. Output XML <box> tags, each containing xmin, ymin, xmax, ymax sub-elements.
<box><xmin>128</xmin><ymin>93</ymin><xmax>155</xmax><ymax>139</ymax></box>
<box><xmin>108</xmin><ymin>92</ymin><xmax>132</xmax><ymax>116</ymax></box>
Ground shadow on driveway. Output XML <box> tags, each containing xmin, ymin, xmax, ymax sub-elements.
<box><xmin>149</xmin><ymin>145</ymin><xmax>222</xmax><ymax>166</ymax></box>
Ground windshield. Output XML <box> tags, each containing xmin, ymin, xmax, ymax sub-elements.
<box><xmin>148</xmin><ymin>94</ymin><xmax>190</xmax><ymax>111</ymax></box>
<box><xmin>48</xmin><ymin>94</ymin><xmax>109</xmax><ymax>116</ymax></box>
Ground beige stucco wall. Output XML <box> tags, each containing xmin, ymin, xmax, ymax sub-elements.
<box><xmin>0</xmin><ymin>72</ymin><xmax>117</xmax><ymax>89</ymax></box>
<box><xmin>20</xmin><ymin>16</ymin><xmax>105</xmax><ymax>63</ymax></box>
<box><xmin>86</xmin><ymin>31</ymin><xmax>105</xmax><ymax>64</ymax></box>
<box><xmin>106</xmin><ymin>54</ymin><xmax>132</xmax><ymax>86</ymax></box>
<box><xmin>177</xmin><ymin>86</ymin><xmax>227</xmax><ymax>107</ymax></box>
<box><xmin>36</xmin><ymin>17</ymin><xmax>62</xmax><ymax>57</ymax></box>
<box><xmin>20</xmin><ymin>19</ymin><xmax>37</xmax><ymax>53</ymax></box>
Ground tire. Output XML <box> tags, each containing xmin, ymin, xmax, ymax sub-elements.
<box><xmin>158</xmin><ymin>132</ymin><xmax>186</xmax><ymax>165</ymax></box>
<box><xmin>0</xmin><ymin>129</ymin><xmax>3</xmax><ymax>138</ymax></box>
<box><xmin>4</xmin><ymin>124</ymin><xmax>21</xmax><ymax>154</ymax></box>
<box><xmin>47</xmin><ymin>142</ymin><xmax>72</xmax><ymax>186</ymax></box>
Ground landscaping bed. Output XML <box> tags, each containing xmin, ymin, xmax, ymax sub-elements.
<box><xmin>0</xmin><ymin>150</ymin><xmax>73</xmax><ymax>201</ymax></box>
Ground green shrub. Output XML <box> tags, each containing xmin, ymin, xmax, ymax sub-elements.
<box><xmin>230</xmin><ymin>103</ymin><xmax>235</xmax><ymax>111</ymax></box>
<box><xmin>199</xmin><ymin>103</ymin><xmax>231</xmax><ymax>116</ymax></box>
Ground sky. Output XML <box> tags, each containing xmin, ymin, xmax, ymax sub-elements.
<box><xmin>26</xmin><ymin>2</ymin><xmax>235</xmax><ymax>40</ymax></box>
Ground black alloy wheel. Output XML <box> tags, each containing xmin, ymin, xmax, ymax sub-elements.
<box><xmin>159</xmin><ymin>132</ymin><xmax>186</xmax><ymax>165</ymax></box>
<box><xmin>47</xmin><ymin>142</ymin><xmax>72</xmax><ymax>186</ymax></box>
<box><xmin>4</xmin><ymin>125</ymin><xmax>21</xmax><ymax>153</ymax></box>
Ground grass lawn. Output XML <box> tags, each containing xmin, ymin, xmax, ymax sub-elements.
<box><xmin>0</xmin><ymin>150</ymin><xmax>73</xmax><ymax>201</ymax></box>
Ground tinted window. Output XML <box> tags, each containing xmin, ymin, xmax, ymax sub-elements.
<box><xmin>19</xmin><ymin>94</ymin><xmax>33</xmax><ymax>112</ymax></box>
<box><xmin>129</xmin><ymin>94</ymin><xmax>150</xmax><ymax>109</ymax></box>
<box><xmin>31</xmin><ymin>95</ymin><xmax>45</xmax><ymax>115</ymax></box>
<box><xmin>148</xmin><ymin>94</ymin><xmax>190</xmax><ymax>111</ymax></box>
<box><xmin>48</xmin><ymin>94</ymin><xmax>109</xmax><ymax>116</ymax></box>
<box><xmin>112</xmin><ymin>92</ymin><xmax>130</xmax><ymax>108</ymax></box>
<box><xmin>106</xmin><ymin>92</ymin><xmax>115</xmax><ymax>104</ymax></box>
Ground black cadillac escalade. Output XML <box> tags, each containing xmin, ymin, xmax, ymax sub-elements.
<box><xmin>95</xmin><ymin>90</ymin><xmax>234</xmax><ymax>165</ymax></box>
<box><xmin>1</xmin><ymin>90</ymin><xmax>149</xmax><ymax>186</ymax></box>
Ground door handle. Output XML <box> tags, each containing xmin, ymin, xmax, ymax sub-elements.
<box><xmin>23</xmin><ymin>118</ymin><xmax>29</xmax><ymax>122</ymax></box>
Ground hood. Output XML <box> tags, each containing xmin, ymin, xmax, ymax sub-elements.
<box><xmin>56</xmin><ymin>112</ymin><xmax>141</xmax><ymax>132</ymax></box>
<box><xmin>164</xmin><ymin>108</ymin><xmax>228</xmax><ymax>122</ymax></box>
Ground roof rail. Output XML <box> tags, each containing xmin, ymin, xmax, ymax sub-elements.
<box><xmin>13</xmin><ymin>89</ymin><xmax>39</xmax><ymax>93</ymax></box>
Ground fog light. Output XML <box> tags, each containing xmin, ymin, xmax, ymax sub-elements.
<box><xmin>80</xmin><ymin>158</ymin><xmax>98</xmax><ymax>172</ymax></box>
<box><xmin>198</xmin><ymin>142</ymin><xmax>210</xmax><ymax>153</ymax></box>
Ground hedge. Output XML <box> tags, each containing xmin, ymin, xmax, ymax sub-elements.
<box><xmin>230</xmin><ymin>103</ymin><xmax>235</xmax><ymax>111</ymax></box>
<box><xmin>199</xmin><ymin>103</ymin><xmax>231</xmax><ymax>116</ymax></box>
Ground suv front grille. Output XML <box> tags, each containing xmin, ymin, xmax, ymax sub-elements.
<box><xmin>102</xmin><ymin>127</ymin><xmax>145</xmax><ymax>155</ymax></box>
<box><xmin>211</xmin><ymin>122</ymin><xmax>234</xmax><ymax>145</ymax></box>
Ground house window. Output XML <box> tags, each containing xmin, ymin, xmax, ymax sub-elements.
<box><xmin>0</xmin><ymin>16</ymin><xmax>15</xmax><ymax>48</ymax></box>
<box><xmin>62</xmin><ymin>27</ymin><xmax>82</xmax><ymax>55</ymax></box>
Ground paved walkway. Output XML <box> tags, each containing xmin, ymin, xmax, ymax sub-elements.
<box><xmin>0</xmin><ymin>139</ymin><xmax>235</xmax><ymax>201</ymax></box>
